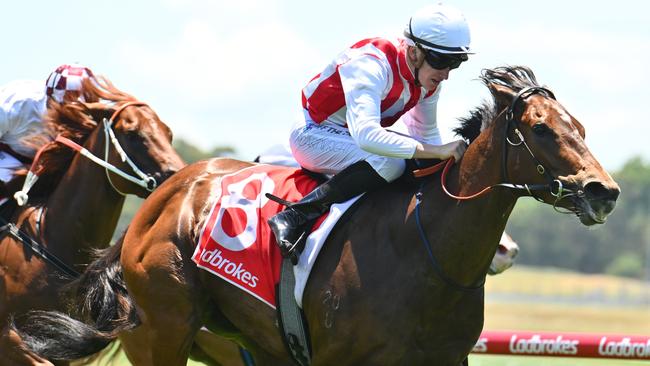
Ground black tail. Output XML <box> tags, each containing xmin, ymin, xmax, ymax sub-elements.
<box><xmin>10</xmin><ymin>234</ymin><xmax>140</xmax><ymax>361</ymax></box>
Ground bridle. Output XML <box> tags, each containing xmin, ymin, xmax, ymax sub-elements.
<box><xmin>500</xmin><ymin>86</ymin><xmax>584</xmax><ymax>210</ymax></box>
<box><xmin>58</xmin><ymin>101</ymin><xmax>158</xmax><ymax>196</ymax></box>
<box><xmin>6</xmin><ymin>101</ymin><xmax>161</xmax><ymax>278</ymax></box>
<box><xmin>14</xmin><ymin>101</ymin><xmax>158</xmax><ymax>205</ymax></box>
<box><xmin>413</xmin><ymin>86</ymin><xmax>584</xmax><ymax>291</ymax></box>
<box><xmin>414</xmin><ymin>86</ymin><xmax>584</xmax><ymax>210</ymax></box>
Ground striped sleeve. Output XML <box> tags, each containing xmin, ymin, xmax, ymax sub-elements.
<box><xmin>399</xmin><ymin>85</ymin><xmax>443</xmax><ymax>145</ymax></box>
<box><xmin>339</xmin><ymin>54</ymin><xmax>420</xmax><ymax>158</ymax></box>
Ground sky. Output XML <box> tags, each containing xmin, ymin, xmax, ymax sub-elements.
<box><xmin>2</xmin><ymin>0</ymin><xmax>648</xmax><ymax>170</ymax></box>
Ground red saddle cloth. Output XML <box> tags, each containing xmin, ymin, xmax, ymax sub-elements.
<box><xmin>192</xmin><ymin>164</ymin><xmax>321</xmax><ymax>308</ymax></box>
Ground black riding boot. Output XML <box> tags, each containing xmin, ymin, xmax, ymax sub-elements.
<box><xmin>268</xmin><ymin>160</ymin><xmax>387</xmax><ymax>264</ymax></box>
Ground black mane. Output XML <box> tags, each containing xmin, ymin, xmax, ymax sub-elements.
<box><xmin>453</xmin><ymin>65</ymin><xmax>542</xmax><ymax>143</ymax></box>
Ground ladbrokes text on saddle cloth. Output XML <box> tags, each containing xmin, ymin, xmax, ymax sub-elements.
<box><xmin>192</xmin><ymin>164</ymin><xmax>319</xmax><ymax>308</ymax></box>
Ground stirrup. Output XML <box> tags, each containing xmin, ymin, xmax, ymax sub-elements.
<box><xmin>279</xmin><ymin>231</ymin><xmax>308</xmax><ymax>265</ymax></box>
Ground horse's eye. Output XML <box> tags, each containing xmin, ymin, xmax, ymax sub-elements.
<box><xmin>532</xmin><ymin>122</ymin><xmax>549</xmax><ymax>135</ymax></box>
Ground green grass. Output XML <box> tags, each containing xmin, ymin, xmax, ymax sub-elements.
<box><xmin>485</xmin><ymin>265</ymin><xmax>650</xmax><ymax>301</ymax></box>
<box><xmin>469</xmin><ymin>355</ymin><xmax>650</xmax><ymax>366</ymax></box>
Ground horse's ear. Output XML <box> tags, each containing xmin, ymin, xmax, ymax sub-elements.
<box><xmin>83</xmin><ymin>102</ymin><xmax>112</xmax><ymax>122</ymax></box>
<box><xmin>487</xmin><ymin>83</ymin><xmax>516</xmax><ymax>111</ymax></box>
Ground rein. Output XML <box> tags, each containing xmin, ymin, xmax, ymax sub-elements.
<box><xmin>414</xmin><ymin>87</ymin><xmax>583</xmax><ymax>208</ymax></box>
<box><xmin>414</xmin><ymin>187</ymin><xmax>485</xmax><ymax>292</ymax></box>
<box><xmin>59</xmin><ymin>101</ymin><xmax>157</xmax><ymax>196</ymax></box>
<box><xmin>14</xmin><ymin>101</ymin><xmax>158</xmax><ymax>205</ymax></box>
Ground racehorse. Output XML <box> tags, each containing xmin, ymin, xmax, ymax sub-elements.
<box><xmin>13</xmin><ymin>66</ymin><xmax>620</xmax><ymax>365</ymax></box>
<box><xmin>0</xmin><ymin>76</ymin><xmax>185</xmax><ymax>365</ymax></box>
<box><xmin>175</xmin><ymin>231</ymin><xmax>521</xmax><ymax>366</ymax></box>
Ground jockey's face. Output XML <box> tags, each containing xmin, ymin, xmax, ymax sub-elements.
<box><xmin>407</xmin><ymin>45</ymin><xmax>456</xmax><ymax>92</ymax></box>
<box><xmin>417</xmin><ymin>61</ymin><xmax>450</xmax><ymax>92</ymax></box>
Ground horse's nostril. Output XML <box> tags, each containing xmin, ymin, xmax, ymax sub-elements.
<box><xmin>584</xmin><ymin>181</ymin><xmax>620</xmax><ymax>201</ymax></box>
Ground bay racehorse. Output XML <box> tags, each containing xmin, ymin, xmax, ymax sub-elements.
<box><xmin>163</xmin><ymin>230</ymin><xmax>521</xmax><ymax>366</ymax></box>
<box><xmin>0</xmin><ymin>76</ymin><xmax>185</xmax><ymax>365</ymax></box>
<box><xmin>13</xmin><ymin>66</ymin><xmax>620</xmax><ymax>365</ymax></box>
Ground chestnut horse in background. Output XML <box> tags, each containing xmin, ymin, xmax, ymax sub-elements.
<box><xmin>14</xmin><ymin>66</ymin><xmax>620</xmax><ymax>365</ymax></box>
<box><xmin>0</xmin><ymin>77</ymin><xmax>185</xmax><ymax>365</ymax></box>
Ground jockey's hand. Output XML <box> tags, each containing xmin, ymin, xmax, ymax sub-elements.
<box><xmin>414</xmin><ymin>140</ymin><xmax>468</xmax><ymax>161</ymax></box>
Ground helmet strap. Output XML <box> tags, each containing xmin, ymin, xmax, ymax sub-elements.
<box><xmin>409</xmin><ymin>46</ymin><xmax>426</xmax><ymax>87</ymax></box>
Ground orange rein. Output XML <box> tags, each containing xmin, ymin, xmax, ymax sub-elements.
<box><xmin>413</xmin><ymin>158</ymin><xmax>496</xmax><ymax>201</ymax></box>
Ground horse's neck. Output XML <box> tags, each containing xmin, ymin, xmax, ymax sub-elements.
<box><xmin>417</xmin><ymin>120</ymin><xmax>518</xmax><ymax>288</ymax></box>
<box><xmin>42</xmin><ymin>129</ymin><xmax>125</xmax><ymax>265</ymax></box>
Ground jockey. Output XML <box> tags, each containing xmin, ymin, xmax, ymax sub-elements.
<box><xmin>268</xmin><ymin>4</ymin><xmax>473</xmax><ymax>262</ymax></box>
<box><xmin>0</xmin><ymin>64</ymin><xmax>95</xmax><ymax>183</ymax></box>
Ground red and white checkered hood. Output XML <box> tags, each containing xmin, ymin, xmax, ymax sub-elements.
<box><xmin>45</xmin><ymin>64</ymin><xmax>94</xmax><ymax>103</ymax></box>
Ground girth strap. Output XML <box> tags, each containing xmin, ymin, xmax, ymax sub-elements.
<box><xmin>276</xmin><ymin>258</ymin><xmax>312</xmax><ymax>366</ymax></box>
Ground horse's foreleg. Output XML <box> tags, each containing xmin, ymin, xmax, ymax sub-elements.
<box><xmin>192</xmin><ymin>328</ymin><xmax>243</xmax><ymax>366</ymax></box>
<box><xmin>118</xmin><ymin>326</ymin><xmax>154</xmax><ymax>365</ymax></box>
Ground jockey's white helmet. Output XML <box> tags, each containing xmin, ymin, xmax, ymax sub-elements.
<box><xmin>404</xmin><ymin>4</ymin><xmax>472</xmax><ymax>54</ymax></box>
<box><xmin>45</xmin><ymin>64</ymin><xmax>95</xmax><ymax>103</ymax></box>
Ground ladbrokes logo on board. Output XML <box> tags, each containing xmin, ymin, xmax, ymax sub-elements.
<box><xmin>598</xmin><ymin>337</ymin><xmax>650</xmax><ymax>358</ymax></box>
<box><xmin>509</xmin><ymin>334</ymin><xmax>579</xmax><ymax>355</ymax></box>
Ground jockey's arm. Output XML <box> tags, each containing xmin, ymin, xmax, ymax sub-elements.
<box><xmin>340</xmin><ymin>56</ymin><xmax>425</xmax><ymax>159</ymax></box>
<box><xmin>398</xmin><ymin>85</ymin><xmax>443</xmax><ymax>145</ymax></box>
<box><xmin>413</xmin><ymin>140</ymin><xmax>467</xmax><ymax>161</ymax></box>
<box><xmin>340</xmin><ymin>55</ymin><xmax>466</xmax><ymax>162</ymax></box>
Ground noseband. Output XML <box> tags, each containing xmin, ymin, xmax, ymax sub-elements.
<box><xmin>101</xmin><ymin>101</ymin><xmax>158</xmax><ymax>195</ymax></box>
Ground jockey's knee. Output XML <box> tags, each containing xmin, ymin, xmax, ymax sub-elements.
<box><xmin>366</xmin><ymin>156</ymin><xmax>405</xmax><ymax>182</ymax></box>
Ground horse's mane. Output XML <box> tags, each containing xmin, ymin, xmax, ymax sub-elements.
<box><xmin>453</xmin><ymin>65</ymin><xmax>541</xmax><ymax>143</ymax></box>
<box><xmin>9</xmin><ymin>76</ymin><xmax>137</xmax><ymax>201</ymax></box>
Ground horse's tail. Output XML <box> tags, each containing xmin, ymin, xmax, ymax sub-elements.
<box><xmin>10</xmin><ymin>234</ymin><xmax>140</xmax><ymax>362</ymax></box>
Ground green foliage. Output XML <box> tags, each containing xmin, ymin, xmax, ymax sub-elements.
<box><xmin>507</xmin><ymin>156</ymin><xmax>650</xmax><ymax>279</ymax></box>
<box><xmin>173</xmin><ymin>138</ymin><xmax>236</xmax><ymax>164</ymax></box>
<box><xmin>605</xmin><ymin>252</ymin><xmax>644</xmax><ymax>278</ymax></box>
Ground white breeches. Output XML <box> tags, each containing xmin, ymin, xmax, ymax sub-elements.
<box><xmin>289</xmin><ymin>121</ymin><xmax>406</xmax><ymax>182</ymax></box>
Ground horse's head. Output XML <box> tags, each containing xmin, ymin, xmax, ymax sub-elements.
<box><xmin>461</xmin><ymin>66</ymin><xmax>620</xmax><ymax>226</ymax></box>
<box><xmin>84</xmin><ymin>101</ymin><xmax>186</xmax><ymax>197</ymax></box>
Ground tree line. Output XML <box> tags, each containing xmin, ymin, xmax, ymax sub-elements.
<box><xmin>507</xmin><ymin>156</ymin><xmax>649</xmax><ymax>279</ymax></box>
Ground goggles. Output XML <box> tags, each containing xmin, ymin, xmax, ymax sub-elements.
<box><xmin>420</xmin><ymin>46</ymin><xmax>468</xmax><ymax>70</ymax></box>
